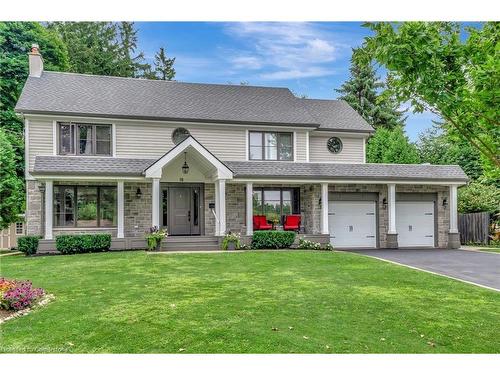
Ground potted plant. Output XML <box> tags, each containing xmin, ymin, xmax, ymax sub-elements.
<box><xmin>221</xmin><ymin>232</ymin><xmax>241</xmax><ymax>250</ymax></box>
<box><xmin>269</xmin><ymin>214</ymin><xmax>280</xmax><ymax>230</ymax></box>
<box><xmin>145</xmin><ymin>226</ymin><xmax>168</xmax><ymax>251</ymax></box>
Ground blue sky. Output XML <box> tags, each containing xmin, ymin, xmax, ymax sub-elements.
<box><xmin>136</xmin><ymin>22</ymin><xmax>439</xmax><ymax>140</ymax></box>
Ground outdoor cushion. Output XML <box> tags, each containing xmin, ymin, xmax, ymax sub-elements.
<box><xmin>253</xmin><ymin>215</ymin><xmax>272</xmax><ymax>230</ymax></box>
<box><xmin>283</xmin><ymin>215</ymin><xmax>301</xmax><ymax>231</ymax></box>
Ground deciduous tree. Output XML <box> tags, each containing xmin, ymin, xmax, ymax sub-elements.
<box><xmin>361</xmin><ymin>22</ymin><xmax>500</xmax><ymax>178</ymax></box>
<box><xmin>366</xmin><ymin>126</ymin><xmax>420</xmax><ymax>164</ymax></box>
<box><xmin>0</xmin><ymin>129</ymin><xmax>24</xmax><ymax>229</ymax></box>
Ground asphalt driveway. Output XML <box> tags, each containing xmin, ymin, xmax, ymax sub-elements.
<box><xmin>348</xmin><ymin>249</ymin><xmax>500</xmax><ymax>291</ymax></box>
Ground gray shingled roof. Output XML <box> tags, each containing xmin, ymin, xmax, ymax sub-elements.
<box><xmin>16</xmin><ymin>72</ymin><xmax>318</xmax><ymax>127</ymax></box>
<box><xmin>33</xmin><ymin>156</ymin><xmax>468</xmax><ymax>182</ymax></box>
<box><xmin>33</xmin><ymin>156</ymin><xmax>154</xmax><ymax>176</ymax></box>
<box><xmin>16</xmin><ymin>71</ymin><xmax>374</xmax><ymax>132</ymax></box>
<box><xmin>224</xmin><ymin>161</ymin><xmax>468</xmax><ymax>182</ymax></box>
<box><xmin>300</xmin><ymin>99</ymin><xmax>375</xmax><ymax>133</ymax></box>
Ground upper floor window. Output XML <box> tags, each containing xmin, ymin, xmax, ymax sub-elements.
<box><xmin>249</xmin><ymin>131</ymin><xmax>293</xmax><ymax>161</ymax></box>
<box><xmin>58</xmin><ymin>122</ymin><xmax>112</xmax><ymax>156</ymax></box>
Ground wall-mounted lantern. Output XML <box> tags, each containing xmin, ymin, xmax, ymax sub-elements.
<box><xmin>136</xmin><ymin>187</ymin><xmax>142</xmax><ymax>199</ymax></box>
<box><xmin>442</xmin><ymin>198</ymin><xmax>448</xmax><ymax>208</ymax></box>
<box><xmin>382</xmin><ymin>198</ymin><xmax>388</xmax><ymax>209</ymax></box>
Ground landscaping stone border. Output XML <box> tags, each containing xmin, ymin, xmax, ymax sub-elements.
<box><xmin>0</xmin><ymin>294</ymin><xmax>55</xmax><ymax>324</ymax></box>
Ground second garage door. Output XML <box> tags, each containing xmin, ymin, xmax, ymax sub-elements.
<box><xmin>396</xmin><ymin>201</ymin><xmax>435</xmax><ymax>247</ymax></box>
<box><xmin>328</xmin><ymin>201</ymin><xmax>377</xmax><ymax>248</ymax></box>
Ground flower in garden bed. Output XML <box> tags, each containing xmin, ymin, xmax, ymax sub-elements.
<box><xmin>0</xmin><ymin>277</ymin><xmax>45</xmax><ymax>311</ymax></box>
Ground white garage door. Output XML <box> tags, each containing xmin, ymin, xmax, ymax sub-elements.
<box><xmin>396</xmin><ymin>202</ymin><xmax>435</xmax><ymax>247</ymax></box>
<box><xmin>328</xmin><ymin>201</ymin><xmax>377</xmax><ymax>248</ymax></box>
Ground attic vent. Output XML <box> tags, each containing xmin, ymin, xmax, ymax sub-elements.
<box><xmin>172</xmin><ymin>127</ymin><xmax>190</xmax><ymax>145</ymax></box>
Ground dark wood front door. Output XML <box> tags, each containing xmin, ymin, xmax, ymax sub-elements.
<box><xmin>165</xmin><ymin>185</ymin><xmax>202</xmax><ymax>236</ymax></box>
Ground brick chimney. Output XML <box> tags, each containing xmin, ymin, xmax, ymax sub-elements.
<box><xmin>28</xmin><ymin>43</ymin><xmax>43</xmax><ymax>77</ymax></box>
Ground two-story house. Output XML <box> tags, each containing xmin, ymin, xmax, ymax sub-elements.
<box><xmin>15</xmin><ymin>45</ymin><xmax>467</xmax><ymax>251</ymax></box>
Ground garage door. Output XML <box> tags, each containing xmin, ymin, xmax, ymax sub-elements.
<box><xmin>396</xmin><ymin>202</ymin><xmax>435</xmax><ymax>247</ymax></box>
<box><xmin>328</xmin><ymin>201</ymin><xmax>377</xmax><ymax>248</ymax></box>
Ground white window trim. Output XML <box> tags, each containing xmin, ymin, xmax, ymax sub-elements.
<box><xmin>112</xmin><ymin>123</ymin><xmax>117</xmax><ymax>157</ymax></box>
<box><xmin>293</xmin><ymin>131</ymin><xmax>297</xmax><ymax>162</ymax></box>
<box><xmin>305</xmin><ymin>131</ymin><xmax>310</xmax><ymax>162</ymax></box>
<box><xmin>52</xmin><ymin>120</ymin><xmax>57</xmax><ymax>155</ymax></box>
<box><xmin>245</xmin><ymin>129</ymin><xmax>249</xmax><ymax>161</ymax></box>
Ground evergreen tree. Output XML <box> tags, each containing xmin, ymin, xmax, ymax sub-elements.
<box><xmin>336</xmin><ymin>49</ymin><xmax>405</xmax><ymax>130</ymax></box>
<box><xmin>48</xmin><ymin>22</ymin><xmax>121</xmax><ymax>76</ymax></box>
<box><xmin>366</xmin><ymin>126</ymin><xmax>420</xmax><ymax>164</ymax></box>
<box><xmin>154</xmin><ymin>47</ymin><xmax>176</xmax><ymax>80</ymax></box>
<box><xmin>0</xmin><ymin>129</ymin><xmax>24</xmax><ymax>229</ymax></box>
<box><xmin>118</xmin><ymin>22</ymin><xmax>152</xmax><ymax>78</ymax></box>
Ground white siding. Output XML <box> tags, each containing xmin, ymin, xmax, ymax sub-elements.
<box><xmin>116</xmin><ymin>121</ymin><xmax>247</xmax><ymax>161</ymax></box>
<box><xmin>26</xmin><ymin>115</ymin><xmax>311</xmax><ymax>166</ymax></box>
<box><xmin>28</xmin><ymin>117</ymin><xmax>53</xmax><ymax>172</ymax></box>
<box><xmin>295</xmin><ymin>130</ymin><xmax>307</xmax><ymax>162</ymax></box>
<box><xmin>309</xmin><ymin>134</ymin><xmax>365</xmax><ymax>163</ymax></box>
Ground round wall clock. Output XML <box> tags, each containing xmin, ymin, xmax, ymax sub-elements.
<box><xmin>327</xmin><ymin>137</ymin><xmax>343</xmax><ymax>154</ymax></box>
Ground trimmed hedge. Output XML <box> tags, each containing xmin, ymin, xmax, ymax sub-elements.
<box><xmin>55</xmin><ymin>234</ymin><xmax>112</xmax><ymax>254</ymax></box>
<box><xmin>252</xmin><ymin>230</ymin><xmax>296</xmax><ymax>249</ymax></box>
<box><xmin>17</xmin><ymin>235</ymin><xmax>41</xmax><ymax>255</ymax></box>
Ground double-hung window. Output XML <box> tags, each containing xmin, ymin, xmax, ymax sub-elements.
<box><xmin>249</xmin><ymin>131</ymin><xmax>293</xmax><ymax>161</ymax></box>
<box><xmin>58</xmin><ymin>122</ymin><xmax>112</xmax><ymax>156</ymax></box>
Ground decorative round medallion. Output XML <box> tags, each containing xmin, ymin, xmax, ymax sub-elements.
<box><xmin>172</xmin><ymin>127</ymin><xmax>190</xmax><ymax>145</ymax></box>
<box><xmin>327</xmin><ymin>137</ymin><xmax>343</xmax><ymax>154</ymax></box>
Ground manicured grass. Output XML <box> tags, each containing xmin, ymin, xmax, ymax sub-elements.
<box><xmin>0</xmin><ymin>251</ymin><xmax>499</xmax><ymax>353</ymax></box>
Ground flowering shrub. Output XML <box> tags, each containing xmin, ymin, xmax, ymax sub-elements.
<box><xmin>145</xmin><ymin>226</ymin><xmax>168</xmax><ymax>251</ymax></box>
<box><xmin>297</xmin><ymin>239</ymin><xmax>334</xmax><ymax>251</ymax></box>
<box><xmin>0</xmin><ymin>278</ymin><xmax>16</xmax><ymax>294</ymax></box>
<box><xmin>0</xmin><ymin>278</ymin><xmax>45</xmax><ymax>311</ymax></box>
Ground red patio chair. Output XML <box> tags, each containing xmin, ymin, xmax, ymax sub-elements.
<box><xmin>283</xmin><ymin>215</ymin><xmax>301</xmax><ymax>232</ymax></box>
<box><xmin>253</xmin><ymin>215</ymin><xmax>272</xmax><ymax>230</ymax></box>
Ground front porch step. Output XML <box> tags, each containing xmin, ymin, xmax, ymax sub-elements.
<box><xmin>159</xmin><ymin>236</ymin><xmax>220</xmax><ymax>251</ymax></box>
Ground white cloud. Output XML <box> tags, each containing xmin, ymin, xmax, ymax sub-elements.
<box><xmin>260</xmin><ymin>67</ymin><xmax>337</xmax><ymax>80</ymax></box>
<box><xmin>230</xmin><ymin>56</ymin><xmax>262</xmax><ymax>70</ymax></box>
<box><xmin>223</xmin><ymin>22</ymin><xmax>344</xmax><ymax>81</ymax></box>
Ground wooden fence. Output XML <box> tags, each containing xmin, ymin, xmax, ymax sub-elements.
<box><xmin>458</xmin><ymin>212</ymin><xmax>490</xmax><ymax>245</ymax></box>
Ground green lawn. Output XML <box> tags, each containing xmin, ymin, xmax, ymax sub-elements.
<box><xmin>0</xmin><ymin>251</ymin><xmax>499</xmax><ymax>353</ymax></box>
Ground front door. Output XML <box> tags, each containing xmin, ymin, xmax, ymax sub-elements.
<box><xmin>165</xmin><ymin>186</ymin><xmax>202</xmax><ymax>236</ymax></box>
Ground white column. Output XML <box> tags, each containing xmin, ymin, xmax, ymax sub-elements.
<box><xmin>214</xmin><ymin>181</ymin><xmax>220</xmax><ymax>236</ymax></box>
<box><xmin>44</xmin><ymin>180</ymin><xmax>53</xmax><ymax>240</ymax></box>
<box><xmin>217</xmin><ymin>179</ymin><xmax>226</xmax><ymax>235</ymax></box>
<box><xmin>152</xmin><ymin>178</ymin><xmax>160</xmax><ymax>228</ymax></box>
<box><xmin>387</xmin><ymin>183</ymin><xmax>397</xmax><ymax>234</ymax></box>
<box><xmin>246</xmin><ymin>182</ymin><xmax>253</xmax><ymax>236</ymax></box>
<box><xmin>117</xmin><ymin>181</ymin><xmax>124</xmax><ymax>238</ymax></box>
<box><xmin>449</xmin><ymin>185</ymin><xmax>458</xmax><ymax>233</ymax></box>
<box><xmin>321</xmin><ymin>183</ymin><xmax>329</xmax><ymax>234</ymax></box>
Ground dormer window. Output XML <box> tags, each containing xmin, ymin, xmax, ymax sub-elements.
<box><xmin>249</xmin><ymin>131</ymin><xmax>293</xmax><ymax>161</ymax></box>
<box><xmin>58</xmin><ymin>122</ymin><xmax>112</xmax><ymax>156</ymax></box>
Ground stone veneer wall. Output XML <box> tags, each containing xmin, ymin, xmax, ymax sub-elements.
<box><xmin>225</xmin><ymin>183</ymin><xmax>246</xmax><ymax>234</ymax></box>
<box><xmin>26</xmin><ymin>179</ymin><xmax>451</xmax><ymax>246</ymax></box>
<box><xmin>301</xmin><ymin>184</ymin><xmax>321</xmax><ymax>234</ymax></box>
<box><xmin>204</xmin><ymin>183</ymin><xmax>216</xmax><ymax>236</ymax></box>
<box><xmin>124</xmin><ymin>182</ymin><xmax>152</xmax><ymax>237</ymax></box>
<box><xmin>26</xmin><ymin>180</ymin><xmax>42</xmax><ymax>236</ymax></box>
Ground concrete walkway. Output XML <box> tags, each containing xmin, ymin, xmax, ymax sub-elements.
<box><xmin>348</xmin><ymin>248</ymin><xmax>500</xmax><ymax>291</ymax></box>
